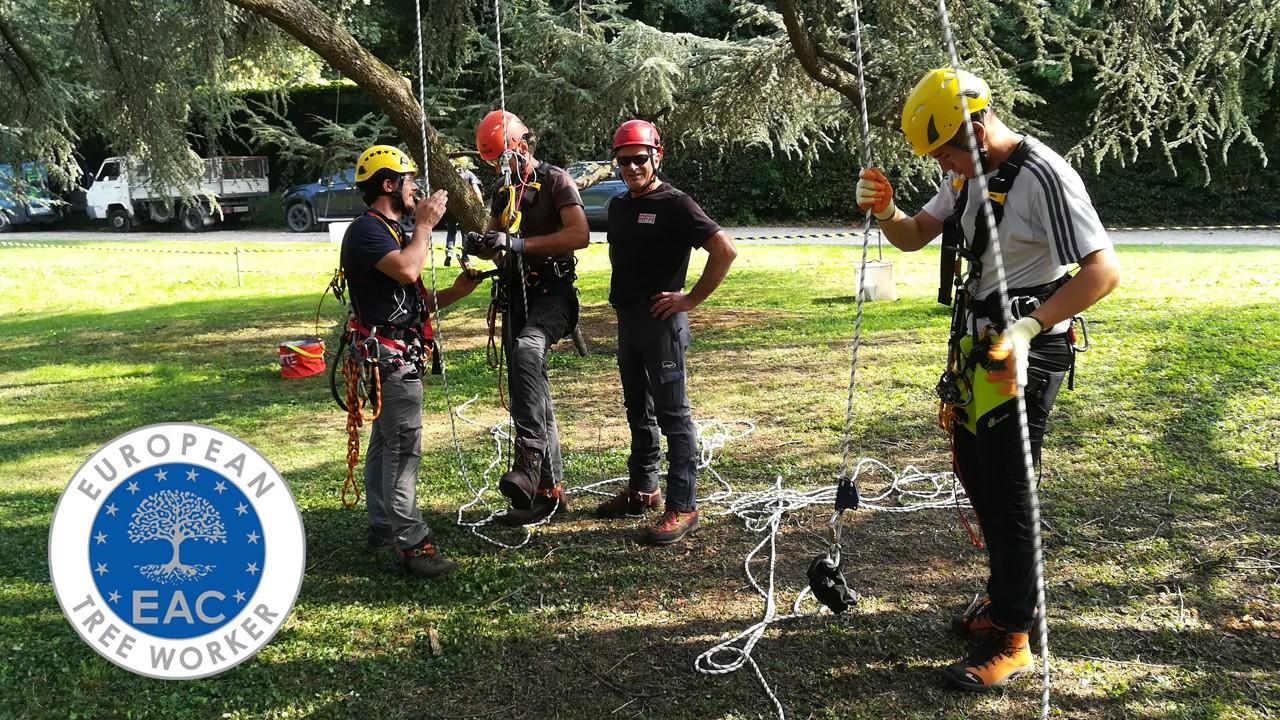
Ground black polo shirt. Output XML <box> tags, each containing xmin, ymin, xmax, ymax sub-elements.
<box><xmin>606</xmin><ymin>183</ymin><xmax>720</xmax><ymax>307</ymax></box>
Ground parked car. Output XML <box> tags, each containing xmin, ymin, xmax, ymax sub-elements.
<box><xmin>0</xmin><ymin>163</ymin><xmax>61</xmax><ymax>232</ymax></box>
<box><xmin>281</xmin><ymin>169</ymin><xmax>366</xmax><ymax>233</ymax></box>
<box><xmin>566</xmin><ymin>161</ymin><xmax>625</xmax><ymax>231</ymax></box>
<box><xmin>85</xmin><ymin>155</ymin><xmax>270</xmax><ymax>232</ymax></box>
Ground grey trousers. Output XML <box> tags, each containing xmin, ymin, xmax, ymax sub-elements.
<box><xmin>363</xmin><ymin>364</ymin><xmax>431</xmax><ymax>549</ymax></box>
<box><xmin>616</xmin><ymin>304</ymin><xmax>697</xmax><ymax>512</ymax></box>
<box><xmin>505</xmin><ymin>292</ymin><xmax>573</xmax><ymax>484</ymax></box>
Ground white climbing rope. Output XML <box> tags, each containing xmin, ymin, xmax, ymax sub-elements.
<box><xmin>413</xmin><ymin>0</ymin><xmax>475</xmax><ymax>502</ymax></box>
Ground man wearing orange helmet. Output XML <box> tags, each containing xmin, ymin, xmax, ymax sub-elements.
<box><xmin>856</xmin><ymin>68</ymin><xmax>1121</xmax><ymax>690</ymax></box>
<box><xmin>473</xmin><ymin>110</ymin><xmax>590</xmax><ymax>526</ymax></box>
<box><xmin>595</xmin><ymin>119</ymin><xmax>737</xmax><ymax>546</ymax></box>
<box><xmin>342</xmin><ymin>145</ymin><xmax>481</xmax><ymax>578</ymax></box>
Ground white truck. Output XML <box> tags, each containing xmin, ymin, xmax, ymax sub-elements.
<box><xmin>85</xmin><ymin>155</ymin><xmax>270</xmax><ymax>232</ymax></box>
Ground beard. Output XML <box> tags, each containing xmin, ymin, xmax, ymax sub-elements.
<box><xmin>390</xmin><ymin>191</ymin><xmax>411</xmax><ymax>216</ymax></box>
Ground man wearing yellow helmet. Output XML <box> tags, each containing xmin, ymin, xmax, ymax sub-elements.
<box><xmin>342</xmin><ymin>144</ymin><xmax>481</xmax><ymax>578</ymax></box>
<box><xmin>857</xmin><ymin>68</ymin><xmax>1121</xmax><ymax>690</ymax></box>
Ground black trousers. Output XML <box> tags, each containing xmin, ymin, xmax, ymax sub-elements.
<box><xmin>616</xmin><ymin>304</ymin><xmax>698</xmax><ymax>512</ymax></box>
<box><xmin>952</xmin><ymin>334</ymin><xmax>1072</xmax><ymax>632</ymax></box>
<box><xmin>504</xmin><ymin>290</ymin><xmax>574</xmax><ymax>484</ymax></box>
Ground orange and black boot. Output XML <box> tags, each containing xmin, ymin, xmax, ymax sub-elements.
<box><xmin>942</xmin><ymin>627</ymin><xmax>1034</xmax><ymax>691</ymax></box>
<box><xmin>952</xmin><ymin>595</ymin><xmax>1041</xmax><ymax>645</ymax></box>
<box><xmin>952</xmin><ymin>595</ymin><xmax>997</xmax><ymax>641</ymax></box>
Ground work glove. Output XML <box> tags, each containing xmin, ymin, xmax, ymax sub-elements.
<box><xmin>856</xmin><ymin>168</ymin><xmax>897</xmax><ymax>221</ymax></box>
<box><xmin>482</xmin><ymin>230</ymin><xmax>524</xmax><ymax>253</ymax></box>
<box><xmin>462</xmin><ymin>231</ymin><xmax>487</xmax><ymax>257</ymax></box>
<box><xmin>986</xmin><ymin>316</ymin><xmax>1042</xmax><ymax>396</ymax></box>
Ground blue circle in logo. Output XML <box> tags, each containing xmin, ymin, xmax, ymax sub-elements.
<box><xmin>88</xmin><ymin>463</ymin><xmax>266</xmax><ymax>640</ymax></box>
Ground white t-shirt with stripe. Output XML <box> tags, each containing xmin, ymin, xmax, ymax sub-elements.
<box><xmin>921</xmin><ymin>138</ymin><xmax>1111</xmax><ymax>332</ymax></box>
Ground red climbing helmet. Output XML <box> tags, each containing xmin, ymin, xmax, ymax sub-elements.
<box><xmin>612</xmin><ymin>120</ymin><xmax>663</xmax><ymax>152</ymax></box>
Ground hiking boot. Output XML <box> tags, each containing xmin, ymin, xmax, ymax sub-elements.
<box><xmin>952</xmin><ymin>595</ymin><xmax>1041</xmax><ymax>644</ymax></box>
<box><xmin>392</xmin><ymin>538</ymin><xmax>458</xmax><ymax>578</ymax></box>
<box><xmin>496</xmin><ymin>483</ymin><xmax>569</xmax><ymax>527</ymax></box>
<box><xmin>640</xmin><ymin>510</ymin><xmax>699</xmax><ymax>546</ymax></box>
<box><xmin>595</xmin><ymin>488</ymin><xmax>662</xmax><ymax>519</ymax></box>
<box><xmin>942</xmin><ymin>628</ymin><xmax>1034</xmax><ymax>691</ymax></box>
<box><xmin>499</xmin><ymin>438</ymin><xmax>545</xmax><ymax>511</ymax></box>
<box><xmin>367</xmin><ymin>524</ymin><xmax>396</xmax><ymax>550</ymax></box>
<box><xmin>952</xmin><ymin>595</ymin><xmax>997</xmax><ymax>641</ymax></box>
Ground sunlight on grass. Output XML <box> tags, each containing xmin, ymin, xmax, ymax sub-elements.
<box><xmin>1</xmin><ymin>239</ymin><xmax>1278</xmax><ymax>719</ymax></box>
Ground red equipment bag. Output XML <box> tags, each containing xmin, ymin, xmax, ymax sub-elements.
<box><xmin>279</xmin><ymin>338</ymin><xmax>326</xmax><ymax>379</ymax></box>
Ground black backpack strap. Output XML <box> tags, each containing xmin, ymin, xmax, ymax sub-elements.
<box><xmin>968</xmin><ymin>136</ymin><xmax>1037</xmax><ymax>260</ymax></box>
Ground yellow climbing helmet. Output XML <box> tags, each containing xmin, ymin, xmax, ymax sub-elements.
<box><xmin>354</xmin><ymin>145</ymin><xmax>418</xmax><ymax>183</ymax></box>
<box><xmin>900</xmin><ymin>68</ymin><xmax>991</xmax><ymax>156</ymax></box>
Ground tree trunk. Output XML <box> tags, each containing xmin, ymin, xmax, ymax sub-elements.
<box><xmin>162</xmin><ymin>536</ymin><xmax>186</xmax><ymax>574</ymax></box>
<box><xmin>225</xmin><ymin>0</ymin><xmax>489</xmax><ymax>233</ymax></box>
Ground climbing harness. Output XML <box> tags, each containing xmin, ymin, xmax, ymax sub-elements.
<box><xmin>325</xmin><ymin>210</ymin><xmax>439</xmax><ymax>509</ymax></box>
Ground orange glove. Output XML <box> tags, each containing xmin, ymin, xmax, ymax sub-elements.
<box><xmin>856</xmin><ymin>167</ymin><xmax>896</xmax><ymax>221</ymax></box>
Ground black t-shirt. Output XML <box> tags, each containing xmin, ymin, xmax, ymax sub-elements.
<box><xmin>606</xmin><ymin>183</ymin><xmax>721</xmax><ymax>306</ymax></box>
<box><xmin>340</xmin><ymin>212</ymin><xmax>419</xmax><ymax>327</ymax></box>
<box><xmin>489</xmin><ymin>163</ymin><xmax>582</xmax><ymax>263</ymax></box>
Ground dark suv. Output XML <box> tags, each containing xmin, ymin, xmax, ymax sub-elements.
<box><xmin>281</xmin><ymin>169</ymin><xmax>367</xmax><ymax>232</ymax></box>
<box><xmin>566</xmin><ymin>161</ymin><xmax>625</xmax><ymax>231</ymax></box>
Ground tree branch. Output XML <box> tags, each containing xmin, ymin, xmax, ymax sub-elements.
<box><xmin>0</xmin><ymin>12</ymin><xmax>42</xmax><ymax>88</ymax></box>
<box><xmin>225</xmin><ymin>0</ymin><xmax>487</xmax><ymax>232</ymax></box>
<box><xmin>775</xmin><ymin>0</ymin><xmax>863</xmax><ymax>106</ymax></box>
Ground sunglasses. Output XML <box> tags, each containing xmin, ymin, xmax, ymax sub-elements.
<box><xmin>614</xmin><ymin>154</ymin><xmax>652</xmax><ymax>168</ymax></box>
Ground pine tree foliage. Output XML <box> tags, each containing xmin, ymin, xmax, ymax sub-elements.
<box><xmin>1</xmin><ymin>0</ymin><xmax>1275</xmax><ymax>200</ymax></box>
<box><xmin>775</xmin><ymin>0</ymin><xmax>1278</xmax><ymax>182</ymax></box>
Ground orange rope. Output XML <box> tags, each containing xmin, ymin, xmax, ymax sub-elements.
<box><xmin>340</xmin><ymin>351</ymin><xmax>382</xmax><ymax>509</ymax></box>
<box><xmin>944</xmin><ymin>410</ymin><xmax>984</xmax><ymax>549</ymax></box>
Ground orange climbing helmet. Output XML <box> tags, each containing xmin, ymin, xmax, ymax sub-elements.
<box><xmin>475</xmin><ymin>110</ymin><xmax>531</xmax><ymax>162</ymax></box>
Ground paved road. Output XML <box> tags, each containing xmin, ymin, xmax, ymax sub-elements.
<box><xmin>2</xmin><ymin>225</ymin><xmax>1278</xmax><ymax>246</ymax></box>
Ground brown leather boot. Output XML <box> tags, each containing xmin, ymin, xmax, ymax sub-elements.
<box><xmin>391</xmin><ymin>538</ymin><xmax>459</xmax><ymax>578</ymax></box>
<box><xmin>496</xmin><ymin>483</ymin><xmax>569</xmax><ymax>527</ymax></box>
<box><xmin>499</xmin><ymin>438</ymin><xmax>544</xmax><ymax>511</ymax></box>
<box><xmin>943</xmin><ymin>627</ymin><xmax>1034</xmax><ymax>691</ymax></box>
<box><xmin>595</xmin><ymin>488</ymin><xmax>662</xmax><ymax>519</ymax></box>
<box><xmin>640</xmin><ymin>510</ymin><xmax>699</xmax><ymax>546</ymax></box>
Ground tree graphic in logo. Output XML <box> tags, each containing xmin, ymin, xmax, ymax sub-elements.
<box><xmin>129</xmin><ymin>489</ymin><xmax>227</xmax><ymax>582</ymax></box>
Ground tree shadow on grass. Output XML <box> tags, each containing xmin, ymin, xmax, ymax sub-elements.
<box><xmin>4</xmin><ymin>469</ymin><xmax>1277</xmax><ymax>720</ymax></box>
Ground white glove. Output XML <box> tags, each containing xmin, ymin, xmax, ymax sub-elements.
<box><xmin>987</xmin><ymin>316</ymin><xmax>1043</xmax><ymax>392</ymax></box>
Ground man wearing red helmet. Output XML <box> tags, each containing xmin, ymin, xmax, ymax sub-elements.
<box><xmin>596</xmin><ymin>119</ymin><xmax>737</xmax><ymax>545</ymax></box>
<box><xmin>473</xmin><ymin>110</ymin><xmax>590</xmax><ymax>526</ymax></box>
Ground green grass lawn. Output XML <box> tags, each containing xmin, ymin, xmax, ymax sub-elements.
<box><xmin>2</xmin><ymin>238</ymin><xmax>1278</xmax><ymax>719</ymax></box>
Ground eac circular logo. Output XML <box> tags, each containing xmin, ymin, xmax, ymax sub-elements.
<box><xmin>49</xmin><ymin>423</ymin><xmax>305</xmax><ymax>679</ymax></box>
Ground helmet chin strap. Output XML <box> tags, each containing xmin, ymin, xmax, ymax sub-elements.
<box><xmin>384</xmin><ymin>176</ymin><xmax>410</xmax><ymax>216</ymax></box>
